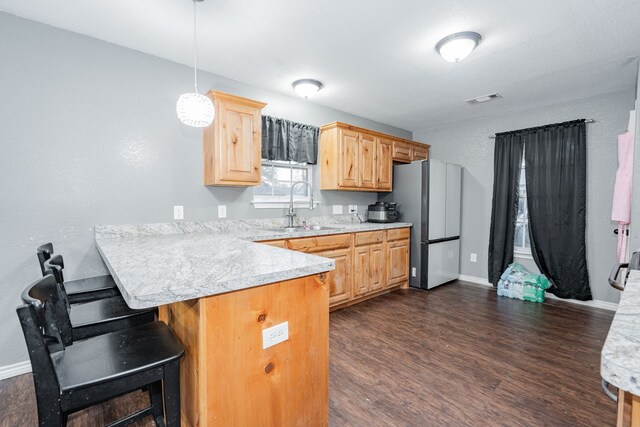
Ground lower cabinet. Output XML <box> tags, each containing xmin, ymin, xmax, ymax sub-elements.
<box><xmin>387</xmin><ymin>239</ymin><xmax>410</xmax><ymax>285</ymax></box>
<box><xmin>354</xmin><ymin>242</ymin><xmax>386</xmax><ymax>297</ymax></box>
<box><xmin>319</xmin><ymin>248</ymin><xmax>352</xmax><ymax>306</ymax></box>
<box><xmin>262</xmin><ymin>228</ymin><xmax>410</xmax><ymax>310</ymax></box>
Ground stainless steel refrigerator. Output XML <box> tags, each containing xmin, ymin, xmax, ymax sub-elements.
<box><xmin>381</xmin><ymin>159</ymin><xmax>462</xmax><ymax>289</ymax></box>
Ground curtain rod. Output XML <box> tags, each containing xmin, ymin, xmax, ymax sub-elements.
<box><xmin>489</xmin><ymin>119</ymin><xmax>594</xmax><ymax>139</ymax></box>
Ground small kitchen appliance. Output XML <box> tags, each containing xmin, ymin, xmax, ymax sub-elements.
<box><xmin>367</xmin><ymin>201</ymin><xmax>399</xmax><ymax>223</ymax></box>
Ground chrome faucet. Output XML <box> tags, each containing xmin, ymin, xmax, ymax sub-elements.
<box><xmin>286</xmin><ymin>181</ymin><xmax>314</xmax><ymax>227</ymax></box>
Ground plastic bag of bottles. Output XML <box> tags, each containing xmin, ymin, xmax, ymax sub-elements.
<box><xmin>497</xmin><ymin>263</ymin><xmax>551</xmax><ymax>303</ymax></box>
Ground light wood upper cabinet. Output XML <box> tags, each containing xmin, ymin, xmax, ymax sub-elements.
<box><xmin>339</xmin><ymin>128</ymin><xmax>359</xmax><ymax>187</ymax></box>
<box><xmin>412</xmin><ymin>144</ymin><xmax>429</xmax><ymax>161</ymax></box>
<box><xmin>358</xmin><ymin>133</ymin><xmax>377</xmax><ymax>189</ymax></box>
<box><xmin>320</xmin><ymin>122</ymin><xmax>429</xmax><ymax>191</ymax></box>
<box><xmin>377</xmin><ymin>137</ymin><xmax>393</xmax><ymax>190</ymax></box>
<box><xmin>203</xmin><ymin>91</ymin><xmax>266</xmax><ymax>186</ymax></box>
<box><xmin>392</xmin><ymin>140</ymin><xmax>413</xmax><ymax>163</ymax></box>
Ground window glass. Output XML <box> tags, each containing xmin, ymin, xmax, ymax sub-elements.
<box><xmin>514</xmin><ymin>156</ymin><xmax>531</xmax><ymax>254</ymax></box>
<box><xmin>254</xmin><ymin>161</ymin><xmax>311</xmax><ymax>200</ymax></box>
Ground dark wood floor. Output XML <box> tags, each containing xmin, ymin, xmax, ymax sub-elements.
<box><xmin>0</xmin><ymin>281</ymin><xmax>615</xmax><ymax>426</ymax></box>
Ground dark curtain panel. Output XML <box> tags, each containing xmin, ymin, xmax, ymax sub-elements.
<box><xmin>524</xmin><ymin>120</ymin><xmax>591</xmax><ymax>300</ymax></box>
<box><xmin>261</xmin><ymin>116</ymin><xmax>319</xmax><ymax>164</ymax></box>
<box><xmin>488</xmin><ymin>133</ymin><xmax>525</xmax><ymax>285</ymax></box>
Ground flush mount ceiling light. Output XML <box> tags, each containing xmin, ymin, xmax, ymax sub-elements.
<box><xmin>292</xmin><ymin>79</ymin><xmax>324</xmax><ymax>99</ymax></box>
<box><xmin>436</xmin><ymin>31</ymin><xmax>482</xmax><ymax>63</ymax></box>
<box><xmin>176</xmin><ymin>0</ymin><xmax>214</xmax><ymax>128</ymax></box>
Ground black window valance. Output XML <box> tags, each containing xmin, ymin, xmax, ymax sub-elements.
<box><xmin>261</xmin><ymin>115</ymin><xmax>319</xmax><ymax>164</ymax></box>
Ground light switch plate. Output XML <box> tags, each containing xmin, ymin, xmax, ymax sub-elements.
<box><xmin>333</xmin><ymin>205</ymin><xmax>343</xmax><ymax>215</ymax></box>
<box><xmin>470</xmin><ymin>253</ymin><xmax>478</xmax><ymax>263</ymax></box>
<box><xmin>262</xmin><ymin>321</ymin><xmax>289</xmax><ymax>349</ymax></box>
<box><xmin>412</xmin><ymin>267</ymin><xmax>417</xmax><ymax>277</ymax></box>
<box><xmin>173</xmin><ymin>205</ymin><xmax>184</xmax><ymax>220</ymax></box>
<box><xmin>218</xmin><ymin>205</ymin><xmax>227</xmax><ymax>218</ymax></box>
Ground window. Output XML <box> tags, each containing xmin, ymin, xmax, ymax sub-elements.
<box><xmin>514</xmin><ymin>156</ymin><xmax>531</xmax><ymax>255</ymax></box>
<box><xmin>252</xmin><ymin>160</ymin><xmax>318</xmax><ymax>208</ymax></box>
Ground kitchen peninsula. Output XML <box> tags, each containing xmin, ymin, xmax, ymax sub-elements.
<box><xmin>602</xmin><ymin>270</ymin><xmax>640</xmax><ymax>426</ymax></box>
<box><xmin>95</xmin><ymin>216</ymin><xmax>411</xmax><ymax>426</ymax></box>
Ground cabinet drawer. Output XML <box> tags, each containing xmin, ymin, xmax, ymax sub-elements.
<box><xmin>287</xmin><ymin>233</ymin><xmax>352</xmax><ymax>253</ymax></box>
<box><xmin>392</xmin><ymin>141</ymin><xmax>412</xmax><ymax>163</ymax></box>
<box><xmin>387</xmin><ymin>227</ymin><xmax>410</xmax><ymax>241</ymax></box>
<box><xmin>354</xmin><ymin>231</ymin><xmax>385</xmax><ymax>246</ymax></box>
<box><xmin>412</xmin><ymin>145</ymin><xmax>429</xmax><ymax>161</ymax></box>
<box><xmin>261</xmin><ymin>240</ymin><xmax>287</xmax><ymax>248</ymax></box>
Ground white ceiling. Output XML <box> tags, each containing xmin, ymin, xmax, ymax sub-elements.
<box><xmin>2</xmin><ymin>0</ymin><xmax>639</xmax><ymax>131</ymax></box>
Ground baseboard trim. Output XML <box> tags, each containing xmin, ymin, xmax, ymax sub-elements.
<box><xmin>458</xmin><ymin>274</ymin><xmax>619</xmax><ymax>311</ymax></box>
<box><xmin>0</xmin><ymin>361</ymin><xmax>31</xmax><ymax>381</ymax></box>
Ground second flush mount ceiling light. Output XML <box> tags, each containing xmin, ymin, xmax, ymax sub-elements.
<box><xmin>292</xmin><ymin>79</ymin><xmax>324</xmax><ymax>99</ymax></box>
<box><xmin>436</xmin><ymin>31</ymin><xmax>482</xmax><ymax>62</ymax></box>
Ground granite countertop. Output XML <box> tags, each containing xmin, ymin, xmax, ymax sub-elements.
<box><xmin>601</xmin><ymin>270</ymin><xmax>640</xmax><ymax>394</ymax></box>
<box><xmin>95</xmin><ymin>215</ymin><xmax>412</xmax><ymax>309</ymax></box>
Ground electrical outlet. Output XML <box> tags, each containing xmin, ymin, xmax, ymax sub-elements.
<box><xmin>348</xmin><ymin>205</ymin><xmax>357</xmax><ymax>213</ymax></box>
<box><xmin>333</xmin><ymin>205</ymin><xmax>343</xmax><ymax>215</ymax></box>
<box><xmin>173</xmin><ymin>205</ymin><xmax>184</xmax><ymax>220</ymax></box>
<box><xmin>218</xmin><ymin>205</ymin><xmax>227</xmax><ymax>218</ymax></box>
<box><xmin>470</xmin><ymin>253</ymin><xmax>478</xmax><ymax>263</ymax></box>
<box><xmin>412</xmin><ymin>267</ymin><xmax>417</xmax><ymax>277</ymax></box>
<box><xmin>262</xmin><ymin>321</ymin><xmax>289</xmax><ymax>349</ymax></box>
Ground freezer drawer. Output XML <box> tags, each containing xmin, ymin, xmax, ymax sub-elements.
<box><xmin>425</xmin><ymin>238</ymin><xmax>460</xmax><ymax>289</ymax></box>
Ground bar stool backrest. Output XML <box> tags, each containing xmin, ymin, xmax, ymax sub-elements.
<box><xmin>16</xmin><ymin>275</ymin><xmax>68</xmax><ymax>420</ymax></box>
<box><xmin>40</xmin><ymin>256</ymin><xmax>74</xmax><ymax>346</ymax></box>
<box><xmin>36</xmin><ymin>243</ymin><xmax>54</xmax><ymax>276</ymax></box>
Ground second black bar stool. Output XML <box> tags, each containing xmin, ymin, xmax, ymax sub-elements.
<box><xmin>37</xmin><ymin>243</ymin><xmax>120</xmax><ymax>303</ymax></box>
<box><xmin>44</xmin><ymin>255</ymin><xmax>156</xmax><ymax>342</ymax></box>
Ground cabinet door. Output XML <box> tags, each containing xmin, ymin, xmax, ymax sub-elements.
<box><xmin>353</xmin><ymin>246</ymin><xmax>370</xmax><ymax>297</ymax></box>
<box><xmin>387</xmin><ymin>239</ymin><xmax>409</xmax><ymax>286</ymax></box>
<box><xmin>321</xmin><ymin>248</ymin><xmax>352</xmax><ymax>306</ymax></box>
<box><xmin>218</xmin><ymin>100</ymin><xmax>261</xmax><ymax>184</ymax></box>
<box><xmin>377</xmin><ymin>138</ymin><xmax>393</xmax><ymax>190</ymax></box>
<box><xmin>412</xmin><ymin>144</ymin><xmax>429</xmax><ymax>161</ymax></box>
<box><xmin>370</xmin><ymin>243</ymin><xmax>386</xmax><ymax>291</ymax></box>
<box><xmin>358</xmin><ymin>133</ymin><xmax>377</xmax><ymax>189</ymax></box>
<box><xmin>392</xmin><ymin>140</ymin><xmax>412</xmax><ymax>163</ymax></box>
<box><xmin>339</xmin><ymin>129</ymin><xmax>359</xmax><ymax>187</ymax></box>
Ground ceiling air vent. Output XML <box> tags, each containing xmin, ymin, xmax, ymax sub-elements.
<box><xmin>466</xmin><ymin>93</ymin><xmax>502</xmax><ymax>105</ymax></box>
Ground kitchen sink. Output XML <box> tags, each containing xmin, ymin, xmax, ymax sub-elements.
<box><xmin>264</xmin><ymin>225</ymin><xmax>341</xmax><ymax>233</ymax></box>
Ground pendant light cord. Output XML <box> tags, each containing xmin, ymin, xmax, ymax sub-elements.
<box><xmin>193</xmin><ymin>0</ymin><xmax>199</xmax><ymax>94</ymax></box>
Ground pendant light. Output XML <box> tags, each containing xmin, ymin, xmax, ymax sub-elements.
<box><xmin>436</xmin><ymin>31</ymin><xmax>482</xmax><ymax>63</ymax></box>
<box><xmin>176</xmin><ymin>0</ymin><xmax>214</xmax><ymax>127</ymax></box>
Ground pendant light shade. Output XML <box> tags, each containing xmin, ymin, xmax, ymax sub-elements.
<box><xmin>177</xmin><ymin>0</ymin><xmax>214</xmax><ymax>127</ymax></box>
<box><xmin>436</xmin><ymin>31</ymin><xmax>482</xmax><ymax>63</ymax></box>
<box><xmin>177</xmin><ymin>93</ymin><xmax>215</xmax><ymax>127</ymax></box>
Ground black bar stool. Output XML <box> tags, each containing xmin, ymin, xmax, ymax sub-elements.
<box><xmin>37</xmin><ymin>243</ymin><xmax>120</xmax><ymax>303</ymax></box>
<box><xmin>44</xmin><ymin>255</ymin><xmax>156</xmax><ymax>343</ymax></box>
<box><xmin>17</xmin><ymin>274</ymin><xmax>184</xmax><ymax>426</ymax></box>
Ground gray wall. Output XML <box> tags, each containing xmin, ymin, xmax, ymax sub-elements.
<box><xmin>0</xmin><ymin>13</ymin><xmax>410</xmax><ymax>367</ymax></box>
<box><xmin>412</xmin><ymin>89</ymin><xmax>636</xmax><ymax>304</ymax></box>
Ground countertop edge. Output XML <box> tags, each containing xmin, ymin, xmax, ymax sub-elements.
<box><xmin>601</xmin><ymin>270</ymin><xmax>640</xmax><ymax>394</ymax></box>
